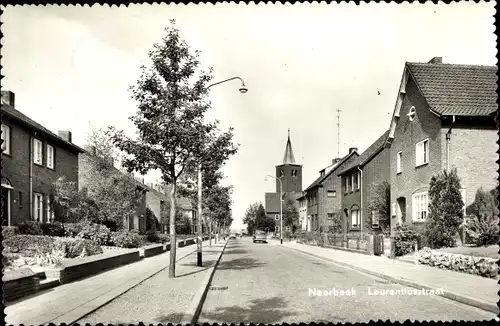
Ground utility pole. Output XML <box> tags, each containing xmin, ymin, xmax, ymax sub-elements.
<box><xmin>336</xmin><ymin>109</ymin><xmax>342</xmax><ymax>159</ymax></box>
<box><xmin>197</xmin><ymin>163</ymin><xmax>203</xmax><ymax>267</ymax></box>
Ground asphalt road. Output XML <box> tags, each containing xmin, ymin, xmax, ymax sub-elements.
<box><xmin>198</xmin><ymin>237</ymin><xmax>496</xmax><ymax>324</ymax></box>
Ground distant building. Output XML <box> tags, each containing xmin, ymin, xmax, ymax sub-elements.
<box><xmin>385</xmin><ymin>57</ymin><xmax>498</xmax><ymax>235</ymax></box>
<box><xmin>264</xmin><ymin>130</ymin><xmax>303</xmax><ymax>231</ymax></box>
<box><xmin>302</xmin><ymin>149</ymin><xmax>358</xmax><ymax>232</ymax></box>
<box><xmin>1</xmin><ymin>90</ymin><xmax>85</xmax><ymax>226</ymax></box>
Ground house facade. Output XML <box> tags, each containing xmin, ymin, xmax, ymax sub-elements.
<box><xmin>1</xmin><ymin>90</ymin><xmax>84</xmax><ymax>226</ymax></box>
<box><xmin>265</xmin><ymin>130</ymin><xmax>303</xmax><ymax>232</ymax></box>
<box><xmin>303</xmin><ymin>149</ymin><xmax>358</xmax><ymax>232</ymax></box>
<box><xmin>296</xmin><ymin>192</ymin><xmax>308</xmax><ymax>230</ymax></box>
<box><xmin>337</xmin><ymin>131</ymin><xmax>390</xmax><ymax>235</ymax></box>
<box><xmin>385</xmin><ymin>57</ymin><xmax>498</xmax><ymax>235</ymax></box>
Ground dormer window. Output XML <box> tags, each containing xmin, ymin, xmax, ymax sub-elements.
<box><xmin>407</xmin><ymin>106</ymin><xmax>416</xmax><ymax>122</ymax></box>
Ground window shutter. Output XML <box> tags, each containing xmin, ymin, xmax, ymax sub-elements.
<box><xmin>412</xmin><ymin>194</ymin><xmax>416</xmax><ymax>221</ymax></box>
<box><xmin>415</xmin><ymin>142</ymin><xmax>422</xmax><ymax>166</ymax></box>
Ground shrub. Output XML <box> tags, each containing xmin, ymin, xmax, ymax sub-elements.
<box><xmin>17</xmin><ymin>221</ymin><xmax>43</xmax><ymax>235</ymax></box>
<box><xmin>424</xmin><ymin>168</ymin><xmax>464</xmax><ymax>249</ymax></box>
<box><xmin>393</xmin><ymin>223</ymin><xmax>421</xmax><ymax>256</ymax></box>
<box><xmin>40</xmin><ymin>222</ymin><xmax>65</xmax><ymax>237</ymax></box>
<box><xmin>35</xmin><ymin>248</ymin><xmax>65</xmax><ymax>267</ymax></box>
<box><xmin>54</xmin><ymin>237</ymin><xmax>103</xmax><ymax>258</ymax></box>
<box><xmin>3</xmin><ymin>235</ymin><xmax>56</xmax><ymax>257</ymax></box>
<box><xmin>157</xmin><ymin>233</ymin><xmax>170</xmax><ymax>244</ymax></box>
<box><xmin>62</xmin><ymin>222</ymin><xmax>85</xmax><ymax>237</ymax></box>
<box><xmin>462</xmin><ymin>214</ymin><xmax>499</xmax><ymax>247</ymax></box>
<box><xmin>2</xmin><ymin>226</ymin><xmax>20</xmax><ymax>238</ymax></box>
<box><xmin>109</xmin><ymin>231</ymin><xmax>142</xmax><ymax>248</ymax></box>
<box><xmin>77</xmin><ymin>222</ymin><xmax>111</xmax><ymax>245</ymax></box>
<box><xmin>418</xmin><ymin>248</ymin><xmax>498</xmax><ymax>278</ymax></box>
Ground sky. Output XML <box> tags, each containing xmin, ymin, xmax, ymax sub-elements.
<box><xmin>1</xmin><ymin>2</ymin><xmax>497</xmax><ymax>231</ymax></box>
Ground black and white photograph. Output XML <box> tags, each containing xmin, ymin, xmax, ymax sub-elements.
<box><xmin>1</xmin><ymin>2</ymin><xmax>498</xmax><ymax>325</ymax></box>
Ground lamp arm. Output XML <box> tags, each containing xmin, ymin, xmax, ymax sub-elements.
<box><xmin>207</xmin><ymin>77</ymin><xmax>246</xmax><ymax>90</ymax></box>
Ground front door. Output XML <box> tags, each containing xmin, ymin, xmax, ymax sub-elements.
<box><xmin>396</xmin><ymin>197</ymin><xmax>407</xmax><ymax>225</ymax></box>
<box><xmin>2</xmin><ymin>187</ymin><xmax>10</xmax><ymax>226</ymax></box>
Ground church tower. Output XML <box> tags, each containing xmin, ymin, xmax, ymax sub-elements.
<box><xmin>275</xmin><ymin>129</ymin><xmax>302</xmax><ymax>194</ymax></box>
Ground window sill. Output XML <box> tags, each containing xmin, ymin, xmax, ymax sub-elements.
<box><xmin>415</xmin><ymin>162</ymin><xmax>429</xmax><ymax>169</ymax></box>
<box><xmin>33</xmin><ymin>162</ymin><xmax>44</xmax><ymax>167</ymax></box>
<box><xmin>413</xmin><ymin>219</ymin><xmax>426</xmax><ymax>223</ymax></box>
<box><xmin>47</xmin><ymin>166</ymin><xmax>56</xmax><ymax>171</ymax></box>
<box><xmin>2</xmin><ymin>152</ymin><xmax>12</xmax><ymax>157</ymax></box>
<box><xmin>396</xmin><ymin>172</ymin><xmax>402</xmax><ymax>175</ymax></box>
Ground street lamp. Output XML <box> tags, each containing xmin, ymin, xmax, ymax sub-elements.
<box><xmin>265</xmin><ymin>175</ymin><xmax>283</xmax><ymax>244</ymax></box>
<box><xmin>196</xmin><ymin>76</ymin><xmax>247</xmax><ymax>267</ymax></box>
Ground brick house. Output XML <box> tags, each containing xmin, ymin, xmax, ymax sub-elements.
<box><xmin>385</xmin><ymin>57</ymin><xmax>498</xmax><ymax>236</ymax></box>
<box><xmin>1</xmin><ymin>90</ymin><xmax>85</xmax><ymax>226</ymax></box>
<box><xmin>78</xmin><ymin>149</ymin><xmax>148</xmax><ymax>232</ymax></box>
<box><xmin>337</xmin><ymin>130</ymin><xmax>390</xmax><ymax>235</ymax></box>
<box><xmin>302</xmin><ymin>149</ymin><xmax>359</xmax><ymax>232</ymax></box>
<box><xmin>265</xmin><ymin>130</ymin><xmax>303</xmax><ymax>232</ymax></box>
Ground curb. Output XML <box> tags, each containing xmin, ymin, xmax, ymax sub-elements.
<box><xmin>180</xmin><ymin>240</ymin><xmax>229</xmax><ymax>325</ymax></box>
<box><xmin>58</xmin><ymin>241</ymin><xmax>209</xmax><ymax>325</ymax></box>
<box><xmin>282</xmin><ymin>243</ymin><xmax>499</xmax><ymax>315</ymax></box>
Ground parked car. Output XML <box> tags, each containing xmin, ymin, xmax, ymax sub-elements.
<box><xmin>229</xmin><ymin>234</ymin><xmax>237</xmax><ymax>240</ymax></box>
<box><xmin>253</xmin><ymin>230</ymin><xmax>267</xmax><ymax>243</ymax></box>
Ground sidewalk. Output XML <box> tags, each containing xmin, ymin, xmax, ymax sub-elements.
<box><xmin>279</xmin><ymin>241</ymin><xmax>499</xmax><ymax>314</ymax></box>
<box><xmin>5</xmin><ymin>240</ymin><xmax>224</xmax><ymax>325</ymax></box>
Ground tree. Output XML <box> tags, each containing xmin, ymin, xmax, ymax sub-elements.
<box><xmin>461</xmin><ymin>187</ymin><xmax>499</xmax><ymax>246</ymax></box>
<box><xmin>243</xmin><ymin>202</ymin><xmax>269</xmax><ymax>234</ymax></box>
<box><xmin>424</xmin><ymin>168</ymin><xmax>464</xmax><ymax>248</ymax></box>
<box><xmin>367</xmin><ymin>181</ymin><xmax>391</xmax><ymax>234</ymax></box>
<box><xmin>108</xmin><ymin>21</ymin><xmax>237</xmax><ymax>278</ymax></box>
<box><xmin>282</xmin><ymin>199</ymin><xmax>299</xmax><ymax>233</ymax></box>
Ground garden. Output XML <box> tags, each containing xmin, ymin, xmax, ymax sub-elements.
<box><xmin>2</xmin><ymin>219</ymin><xmax>192</xmax><ymax>275</ymax></box>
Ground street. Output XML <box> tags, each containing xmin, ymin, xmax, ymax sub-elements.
<box><xmin>198</xmin><ymin>237</ymin><xmax>495</xmax><ymax>324</ymax></box>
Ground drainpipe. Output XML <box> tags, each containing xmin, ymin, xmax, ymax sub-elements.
<box><xmin>445</xmin><ymin>115</ymin><xmax>456</xmax><ymax>171</ymax></box>
<box><xmin>357</xmin><ymin>166</ymin><xmax>363</xmax><ymax>237</ymax></box>
<box><xmin>29</xmin><ymin>132</ymin><xmax>37</xmax><ymax>220</ymax></box>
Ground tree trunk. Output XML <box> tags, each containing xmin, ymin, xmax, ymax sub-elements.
<box><xmin>169</xmin><ymin>182</ymin><xmax>177</xmax><ymax>278</ymax></box>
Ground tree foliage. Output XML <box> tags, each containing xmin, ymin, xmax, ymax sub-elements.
<box><xmin>282</xmin><ymin>198</ymin><xmax>299</xmax><ymax>233</ymax></box>
<box><xmin>367</xmin><ymin>181</ymin><xmax>391</xmax><ymax>234</ymax></box>
<box><xmin>460</xmin><ymin>187</ymin><xmax>499</xmax><ymax>246</ymax></box>
<box><xmin>424</xmin><ymin>168</ymin><xmax>464</xmax><ymax>248</ymax></box>
<box><xmin>243</xmin><ymin>202</ymin><xmax>274</xmax><ymax>234</ymax></box>
<box><xmin>107</xmin><ymin>21</ymin><xmax>238</xmax><ymax>277</ymax></box>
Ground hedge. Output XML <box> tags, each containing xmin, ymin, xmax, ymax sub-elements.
<box><xmin>417</xmin><ymin>248</ymin><xmax>498</xmax><ymax>278</ymax></box>
<box><xmin>3</xmin><ymin>235</ymin><xmax>103</xmax><ymax>258</ymax></box>
<box><xmin>109</xmin><ymin>231</ymin><xmax>142</xmax><ymax>248</ymax></box>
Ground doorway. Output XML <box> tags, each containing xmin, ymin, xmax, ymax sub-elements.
<box><xmin>396</xmin><ymin>197</ymin><xmax>407</xmax><ymax>224</ymax></box>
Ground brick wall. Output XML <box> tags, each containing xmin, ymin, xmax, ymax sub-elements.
<box><xmin>389</xmin><ymin>76</ymin><xmax>443</xmax><ymax>232</ymax></box>
<box><xmin>362</xmin><ymin>147</ymin><xmax>390</xmax><ymax>233</ymax></box>
<box><xmin>275</xmin><ymin>164</ymin><xmax>302</xmax><ymax>193</ymax></box>
<box><xmin>3</xmin><ymin>268</ymin><xmax>40</xmax><ymax>302</ymax></box>
<box><xmin>440</xmin><ymin>124</ymin><xmax>498</xmax><ymax>208</ymax></box>
<box><xmin>2</xmin><ymin>116</ymin><xmax>80</xmax><ymax>225</ymax></box>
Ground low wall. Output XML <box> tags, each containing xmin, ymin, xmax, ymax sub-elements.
<box><xmin>46</xmin><ymin>249</ymin><xmax>141</xmax><ymax>284</ymax></box>
<box><xmin>144</xmin><ymin>244</ymin><xmax>165</xmax><ymax>258</ymax></box>
<box><xmin>3</xmin><ymin>268</ymin><xmax>40</xmax><ymax>302</ymax></box>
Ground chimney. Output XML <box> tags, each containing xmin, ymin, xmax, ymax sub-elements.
<box><xmin>349</xmin><ymin>147</ymin><xmax>358</xmax><ymax>154</ymax></box>
<box><xmin>428</xmin><ymin>57</ymin><xmax>442</xmax><ymax>64</ymax></box>
<box><xmin>1</xmin><ymin>91</ymin><xmax>15</xmax><ymax>107</ymax></box>
<box><xmin>58</xmin><ymin>130</ymin><xmax>72</xmax><ymax>143</ymax></box>
<box><xmin>332</xmin><ymin>158</ymin><xmax>340</xmax><ymax>165</ymax></box>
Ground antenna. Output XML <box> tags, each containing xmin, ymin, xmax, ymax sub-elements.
<box><xmin>336</xmin><ymin>109</ymin><xmax>342</xmax><ymax>158</ymax></box>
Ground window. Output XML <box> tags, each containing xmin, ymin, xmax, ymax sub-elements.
<box><xmin>391</xmin><ymin>203</ymin><xmax>397</xmax><ymax>217</ymax></box>
<box><xmin>407</xmin><ymin>106</ymin><xmax>416</xmax><ymax>122</ymax></box>
<box><xmin>460</xmin><ymin>189</ymin><xmax>466</xmax><ymax>216</ymax></box>
<box><xmin>397</xmin><ymin>151</ymin><xmax>402</xmax><ymax>173</ymax></box>
<box><xmin>327</xmin><ymin>213</ymin><xmax>334</xmax><ymax>220</ymax></box>
<box><xmin>415</xmin><ymin>139</ymin><xmax>429</xmax><ymax>167</ymax></box>
<box><xmin>292</xmin><ymin>170</ymin><xmax>297</xmax><ymax>177</ymax></box>
<box><xmin>33</xmin><ymin>139</ymin><xmax>43</xmax><ymax>165</ymax></box>
<box><xmin>351</xmin><ymin>208</ymin><xmax>360</xmax><ymax>228</ymax></box>
<box><xmin>280</xmin><ymin>170</ymin><xmax>284</xmax><ymax>177</ymax></box>
<box><xmin>33</xmin><ymin>192</ymin><xmax>44</xmax><ymax>221</ymax></box>
<box><xmin>354</xmin><ymin>172</ymin><xmax>360</xmax><ymax>190</ymax></box>
<box><xmin>372</xmin><ymin>210</ymin><xmax>380</xmax><ymax>227</ymax></box>
<box><xmin>18</xmin><ymin>191</ymin><xmax>22</xmax><ymax>208</ymax></box>
<box><xmin>1</xmin><ymin>124</ymin><xmax>11</xmax><ymax>154</ymax></box>
<box><xmin>46</xmin><ymin>196</ymin><xmax>54</xmax><ymax>222</ymax></box>
<box><xmin>343</xmin><ymin>178</ymin><xmax>348</xmax><ymax>193</ymax></box>
<box><xmin>47</xmin><ymin>144</ymin><xmax>54</xmax><ymax>169</ymax></box>
<box><xmin>327</xmin><ymin>190</ymin><xmax>336</xmax><ymax>198</ymax></box>
<box><xmin>347</xmin><ymin>176</ymin><xmax>352</xmax><ymax>192</ymax></box>
<box><xmin>412</xmin><ymin>192</ymin><xmax>428</xmax><ymax>221</ymax></box>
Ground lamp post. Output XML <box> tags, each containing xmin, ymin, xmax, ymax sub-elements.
<box><xmin>265</xmin><ymin>175</ymin><xmax>283</xmax><ymax>244</ymax></box>
<box><xmin>196</xmin><ymin>76</ymin><xmax>247</xmax><ymax>267</ymax></box>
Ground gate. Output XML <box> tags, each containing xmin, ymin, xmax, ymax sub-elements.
<box><xmin>373</xmin><ymin>234</ymin><xmax>384</xmax><ymax>256</ymax></box>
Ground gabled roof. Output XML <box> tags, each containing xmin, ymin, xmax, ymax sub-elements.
<box><xmin>282</xmin><ymin>129</ymin><xmax>296</xmax><ymax>165</ymax></box>
<box><xmin>1</xmin><ymin>103</ymin><xmax>85</xmax><ymax>153</ymax></box>
<box><xmin>304</xmin><ymin>151</ymin><xmax>358</xmax><ymax>192</ymax></box>
<box><xmin>337</xmin><ymin>130</ymin><xmax>390</xmax><ymax>175</ymax></box>
<box><xmin>386</xmin><ymin>58</ymin><xmax>498</xmax><ymax>146</ymax></box>
<box><xmin>406</xmin><ymin>62</ymin><xmax>498</xmax><ymax>116</ymax></box>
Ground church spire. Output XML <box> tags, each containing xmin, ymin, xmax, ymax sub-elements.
<box><xmin>282</xmin><ymin>128</ymin><xmax>296</xmax><ymax>165</ymax></box>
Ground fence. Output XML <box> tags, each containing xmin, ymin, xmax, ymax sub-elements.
<box><xmin>297</xmin><ymin>232</ymin><xmax>391</xmax><ymax>256</ymax></box>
